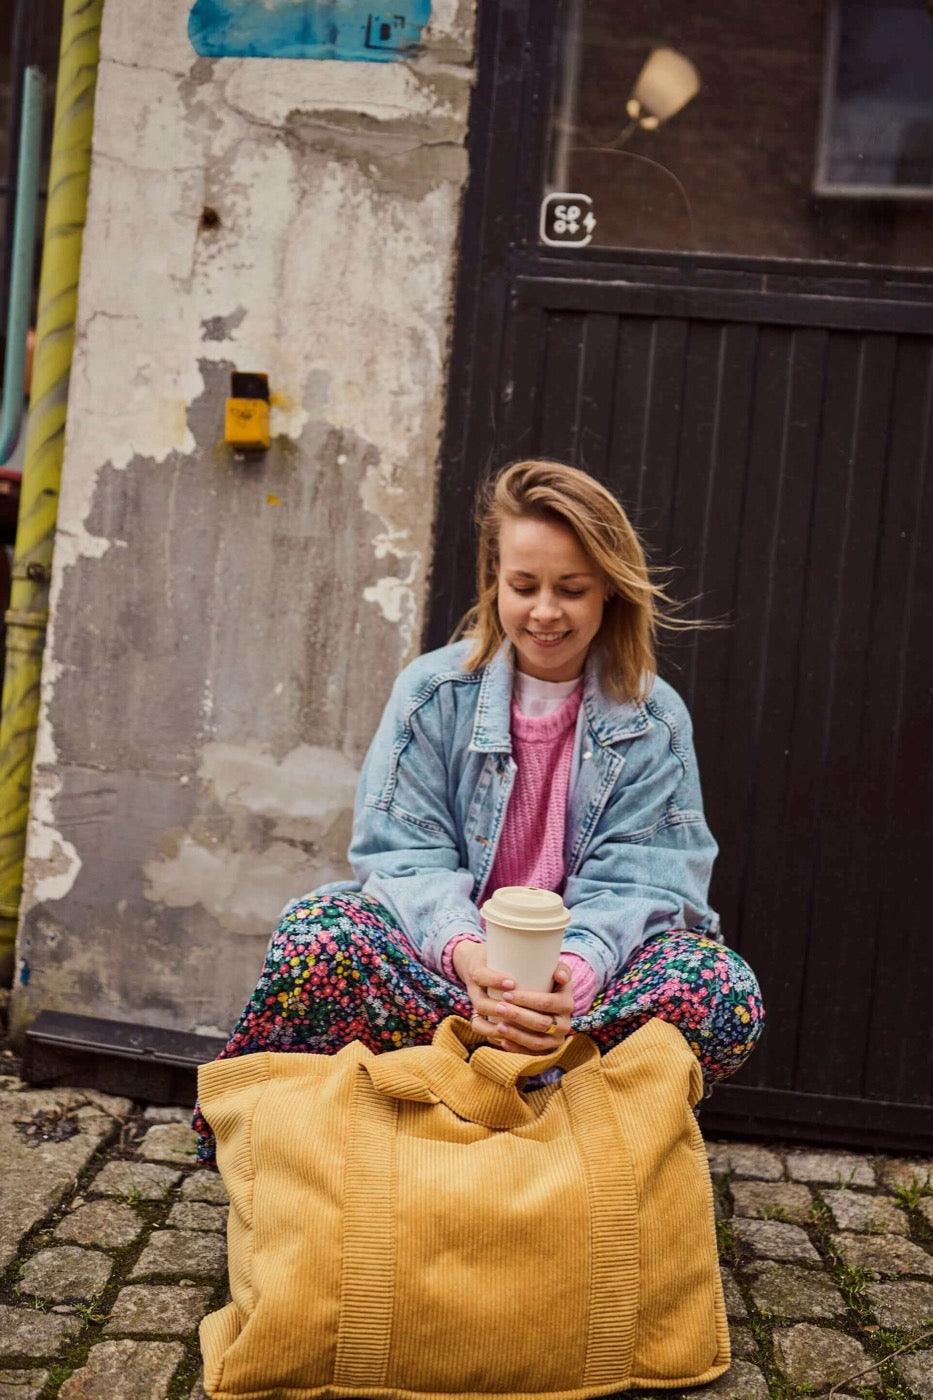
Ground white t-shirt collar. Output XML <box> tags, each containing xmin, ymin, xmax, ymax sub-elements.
<box><xmin>513</xmin><ymin>669</ymin><xmax>583</xmax><ymax>718</ymax></box>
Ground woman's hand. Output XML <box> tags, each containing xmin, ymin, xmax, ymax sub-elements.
<box><xmin>453</xmin><ymin>941</ymin><xmax>575</xmax><ymax>1053</ymax></box>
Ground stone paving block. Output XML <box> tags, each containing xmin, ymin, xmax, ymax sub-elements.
<box><xmin>921</xmin><ymin>1197</ymin><xmax>933</xmax><ymax>1229</ymax></box>
<box><xmin>705</xmin><ymin>1141</ymin><xmax>783</xmax><ymax>1180</ymax></box>
<box><xmin>104</xmin><ymin>1284</ymin><xmax>214</xmax><ymax>1337</ymax></box>
<box><xmin>784</xmin><ymin>1147</ymin><xmax>876</xmax><ymax>1187</ymax></box>
<box><xmin>896</xmin><ymin>1348</ymin><xmax>933</xmax><ymax>1400</ymax></box>
<box><xmin>88</xmin><ymin>1161</ymin><xmax>181</xmax><ymax>1200</ymax></box>
<box><xmin>188</xmin><ymin>1381</ymin><xmax>208</xmax><ymax>1400</ymax></box>
<box><xmin>136</xmin><ymin>1123</ymin><xmax>199</xmax><ymax>1166</ymax></box>
<box><xmin>727</xmin><ymin>1323</ymin><xmax>756</xmax><ymax>1359</ymax></box>
<box><xmin>677</xmin><ymin>1358</ymin><xmax>769</xmax><ymax>1397</ymax></box>
<box><xmin>130</xmin><ymin>1229</ymin><xmax>227</xmax><ymax>1279</ymax></box>
<box><xmin>143</xmin><ymin>1105</ymin><xmax>191</xmax><ymax>1123</ymax></box>
<box><xmin>832</xmin><ymin>1231</ymin><xmax>933</xmax><ymax>1279</ymax></box>
<box><xmin>0</xmin><ymin>1085</ymin><xmax>131</xmax><ymax>1269</ymax></box>
<box><xmin>746</xmin><ymin>1259</ymin><xmax>848</xmax><ymax>1321</ymax></box>
<box><xmin>18</xmin><ymin>1245</ymin><xmax>113</xmax><ymax>1302</ymax></box>
<box><xmin>180</xmin><ymin>1172</ymin><xmax>228</xmax><ymax>1205</ymax></box>
<box><xmin>167</xmin><ymin>1201</ymin><xmax>227</xmax><ymax>1233</ymax></box>
<box><xmin>879</xmin><ymin>1156</ymin><xmax>933</xmax><ymax>1193</ymax></box>
<box><xmin>864</xmin><ymin>1279</ymin><xmax>933</xmax><ymax>1330</ymax></box>
<box><xmin>58</xmin><ymin>1339</ymin><xmax>185</xmax><ymax>1399</ymax></box>
<box><xmin>54</xmin><ymin>1200</ymin><xmax>144</xmax><ymax>1249</ymax></box>
<box><xmin>730</xmin><ymin>1180</ymin><xmax>813</xmax><ymax>1224</ymax></box>
<box><xmin>719</xmin><ymin>1265</ymin><xmax>746</xmax><ymax>1319</ymax></box>
<box><xmin>772</xmin><ymin>1322</ymin><xmax>880</xmax><ymax>1388</ymax></box>
<box><xmin>732</xmin><ymin>1216</ymin><xmax>821</xmax><ymax>1264</ymax></box>
<box><xmin>0</xmin><ymin>1302</ymin><xmax>81</xmax><ymax>1356</ymax></box>
<box><xmin>822</xmin><ymin>1187</ymin><xmax>909</xmax><ymax>1235</ymax></box>
<box><xmin>0</xmin><ymin>1371</ymin><xmax>48</xmax><ymax>1399</ymax></box>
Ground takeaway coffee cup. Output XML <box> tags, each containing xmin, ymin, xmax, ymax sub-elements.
<box><xmin>479</xmin><ymin>886</ymin><xmax>572</xmax><ymax>993</ymax></box>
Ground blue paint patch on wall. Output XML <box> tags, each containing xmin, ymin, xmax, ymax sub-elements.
<box><xmin>189</xmin><ymin>1</ymin><xmax>432</xmax><ymax>61</ymax></box>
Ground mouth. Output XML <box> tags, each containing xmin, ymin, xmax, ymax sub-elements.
<box><xmin>525</xmin><ymin>629</ymin><xmax>572</xmax><ymax>648</ymax></box>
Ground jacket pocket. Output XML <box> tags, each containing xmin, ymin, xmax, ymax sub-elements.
<box><xmin>363</xmin><ymin>794</ymin><xmax>448</xmax><ymax>839</ymax></box>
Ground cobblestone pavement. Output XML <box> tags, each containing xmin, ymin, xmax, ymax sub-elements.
<box><xmin>1</xmin><ymin>1044</ymin><xmax>931</xmax><ymax>1400</ymax></box>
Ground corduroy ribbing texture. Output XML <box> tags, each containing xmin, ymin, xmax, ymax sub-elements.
<box><xmin>197</xmin><ymin>1015</ymin><xmax>730</xmax><ymax>1399</ymax></box>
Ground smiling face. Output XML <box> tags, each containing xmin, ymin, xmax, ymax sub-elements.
<box><xmin>496</xmin><ymin>515</ymin><xmax>610</xmax><ymax>682</ymax></box>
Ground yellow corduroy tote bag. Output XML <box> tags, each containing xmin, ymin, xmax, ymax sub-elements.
<box><xmin>197</xmin><ymin>1014</ymin><xmax>730</xmax><ymax>1400</ymax></box>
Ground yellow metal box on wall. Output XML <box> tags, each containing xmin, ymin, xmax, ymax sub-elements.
<box><xmin>224</xmin><ymin>397</ymin><xmax>269</xmax><ymax>451</ymax></box>
<box><xmin>225</xmin><ymin>371</ymin><xmax>270</xmax><ymax>451</ymax></box>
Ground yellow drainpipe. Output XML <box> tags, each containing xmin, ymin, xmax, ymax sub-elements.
<box><xmin>0</xmin><ymin>0</ymin><xmax>105</xmax><ymax>982</ymax></box>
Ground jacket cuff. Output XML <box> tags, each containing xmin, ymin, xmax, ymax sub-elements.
<box><xmin>441</xmin><ymin>933</ymin><xmax>485</xmax><ymax>985</ymax></box>
<box><xmin>422</xmin><ymin>913</ymin><xmax>485</xmax><ymax>976</ymax></box>
<box><xmin>561</xmin><ymin>929</ymin><xmax>616</xmax><ymax>991</ymax></box>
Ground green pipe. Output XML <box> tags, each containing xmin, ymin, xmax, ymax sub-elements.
<box><xmin>0</xmin><ymin>0</ymin><xmax>104</xmax><ymax>984</ymax></box>
<box><xmin>0</xmin><ymin>67</ymin><xmax>44</xmax><ymax>465</ymax></box>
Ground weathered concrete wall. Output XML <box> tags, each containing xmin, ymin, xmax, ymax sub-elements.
<box><xmin>11</xmin><ymin>0</ymin><xmax>475</xmax><ymax>1038</ymax></box>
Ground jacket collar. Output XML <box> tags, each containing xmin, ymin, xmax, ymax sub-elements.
<box><xmin>468</xmin><ymin>639</ymin><xmax>653</xmax><ymax>754</ymax></box>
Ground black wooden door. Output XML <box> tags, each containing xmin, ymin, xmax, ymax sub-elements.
<box><xmin>425</xmin><ymin>0</ymin><xmax>933</xmax><ymax>1151</ymax></box>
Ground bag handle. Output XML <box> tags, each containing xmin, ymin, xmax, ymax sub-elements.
<box><xmin>363</xmin><ymin>1015</ymin><xmax>599</xmax><ymax>1129</ymax></box>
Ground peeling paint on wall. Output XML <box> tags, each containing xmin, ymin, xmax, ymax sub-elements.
<box><xmin>143</xmin><ymin>739</ymin><xmax>360</xmax><ymax>936</ymax></box>
<box><xmin>11</xmin><ymin>0</ymin><xmax>475</xmax><ymax>1041</ymax></box>
<box><xmin>189</xmin><ymin>0</ymin><xmax>432</xmax><ymax>62</ymax></box>
<box><xmin>147</xmin><ymin>835</ymin><xmax>326</xmax><ymax>936</ymax></box>
<box><xmin>20</xmin><ymin>769</ymin><xmax>82</xmax><ymax>908</ymax></box>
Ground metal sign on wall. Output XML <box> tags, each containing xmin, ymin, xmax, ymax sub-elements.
<box><xmin>188</xmin><ymin>0</ymin><xmax>431</xmax><ymax>60</ymax></box>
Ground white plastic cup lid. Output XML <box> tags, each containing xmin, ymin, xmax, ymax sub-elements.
<box><xmin>480</xmin><ymin>886</ymin><xmax>572</xmax><ymax>933</ymax></box>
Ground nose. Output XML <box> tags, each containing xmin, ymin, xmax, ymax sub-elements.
<box><xmin>529</xmin><ymin>594</ymin><xmax>564</xmax><ymax>624</ymax></box>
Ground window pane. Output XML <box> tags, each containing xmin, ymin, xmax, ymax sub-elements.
<box><xmin>544</xmin><ymin>0</ymin><xmax>933</xmax><ymax>268</ymax></box>
<box><xmin>817</xmin><ymin>3</ymin><xmax>933</xmax><ymax>195</ymax></box>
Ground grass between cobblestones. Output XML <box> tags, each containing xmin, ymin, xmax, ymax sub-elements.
<box><xmin>712</xmin><ymin>1164</ymin><xmax>933</xmax><ymax>1400</ymax></box>
<box><xmin>2</xmin><ymin>1039</ymin><xmax>932</xmax><ymax>1400</ymax></box>
<box><xmin>0</xmin><ymin>1121</ymin><xmax>226</xmax><ymax>1399</ymax></box>
<box><xmin>0</xmin><ymin>1046</ymin><xmax>228</xmax><ymax>1399</ymax></box>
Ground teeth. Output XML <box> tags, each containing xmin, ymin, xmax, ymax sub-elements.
<box><xmin>530</xmin><ymin>631</ymin><xmax>567</xmax><ymax>640</ymax></box>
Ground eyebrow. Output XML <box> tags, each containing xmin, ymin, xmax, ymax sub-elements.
<box><xmin>506</xmin><ymin>570</ymin><xmax>594</xmax><ymax>580</ymax></box>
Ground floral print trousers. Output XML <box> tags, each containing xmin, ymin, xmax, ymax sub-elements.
<box><xmin>193</xmin><ymin>891</ymin><xmax>765</xmax><ymax>1164</ymax></box>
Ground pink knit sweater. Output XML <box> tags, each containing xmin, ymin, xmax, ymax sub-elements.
<box><xmin>441</xmin><ymin>684</ymin><xmax>598</xmax><ymax>1015</ymax></box>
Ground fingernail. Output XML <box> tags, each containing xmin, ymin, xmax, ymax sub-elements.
<box><xmin>501</xmin><ymin>992</ymin><xmax>514</xmax><ymax>1002</ymax></box>
<box><xmin>502</xmin><ymin>979</ymin><xmax>515</xmax><ymax>989</ymax></box>
<box><xmin>495</xmin><ymin>1002</ymin><xmax>508</xmax><ymax>1014</ymax></box>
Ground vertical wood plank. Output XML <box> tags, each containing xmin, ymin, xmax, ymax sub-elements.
<box><xmin>858</xmin><ymin>340</ymin><xmax>933</xmax><ymax>1103</ymax></box>
<box><xmin>538</xmin><ymin>311</ymin><xmax>587</xmax><ymax>460</ymax></box>
<box><xmin>575</xmin><ymin>312</ymin><xmax>620</xmax><ymax>477</ymax></box>
<box><xmin>793</xmin><ymin>333</ymin><xmax>900</xmax><ymax>1096</ymax></box>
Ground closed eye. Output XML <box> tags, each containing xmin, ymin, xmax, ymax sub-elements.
<box><xmin>511</xmin><ymin>586</ymin><xmax>586</xmax><ymax>597</ymax></box>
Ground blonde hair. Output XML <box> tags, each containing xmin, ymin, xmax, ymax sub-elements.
<box><xmin>449</xmin><ymin>459</ymin><xmax>725</xmax><ymax>704</ymax></box>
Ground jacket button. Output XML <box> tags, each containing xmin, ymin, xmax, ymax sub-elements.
<box><xmin>583</xmin><ymin>749</ymin><xmax>593</xmax><ymax>760</ymax></box>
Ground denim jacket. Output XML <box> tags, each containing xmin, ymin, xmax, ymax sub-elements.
<box><xmin>313</xmin><ymin>638</ymin><xmax>721</xmax><ymax>991</ymax></box>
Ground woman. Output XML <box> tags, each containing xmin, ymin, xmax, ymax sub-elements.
<box><xmin>194</xmin><ymin>458</ymin><xmax>764</xmax><ymax>1163</ymax></box>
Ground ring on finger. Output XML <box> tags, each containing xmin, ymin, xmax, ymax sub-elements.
<box><xmin>496</xmin><ymin>1005</ymin><xmax>565</xmax><ymax>1039</ymax></box>
<box><xmin>494</xmin><ymin>1023</ymin><xmax>559</xmax><ymax>1051</ymax></box>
